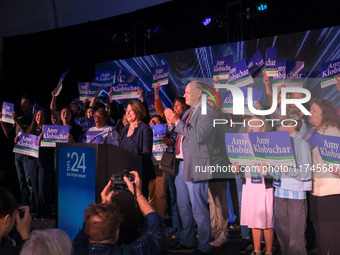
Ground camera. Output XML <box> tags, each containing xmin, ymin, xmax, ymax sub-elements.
<box><xmin>17</xmin><ymin>206</ymin><xmax>25</xmax><ymax>219</ymax></box>
<box><xmin>110</xmin><ymin>169</ymin><xmax>135</xmax><ymax>191</ymax></box>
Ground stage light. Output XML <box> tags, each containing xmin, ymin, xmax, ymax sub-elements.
<box><xmin>202</xmin><ymin>17</ymin><xmax>212</xmax><ymax>26</ymax></box>
<box><xmin>257</xmin><ymin>3</ymin><xmax>268</xmax><ymax>11</ymax></box>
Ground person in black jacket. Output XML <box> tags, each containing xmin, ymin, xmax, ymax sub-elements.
<box><xmin>0</xmin><ymin>187</ymin><xmax>31</xmax><ymax>255</ymax></box>
<box><xmin>119</xmin><ymin>101</ymin><xmax>155</xmax><ymax>198</ymax></box>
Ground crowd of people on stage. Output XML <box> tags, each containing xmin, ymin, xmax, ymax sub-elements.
<box><xmin>1</xmin><ymin>74</ymin><xmax>340</xmax><ymax>255</ymax></box>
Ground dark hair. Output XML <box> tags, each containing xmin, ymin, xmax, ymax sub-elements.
<box><xmin>27</xmin><ymin>109</ymin><xmax>49</xmax><ymax>134</ymax></box>
<box><xmin>173</xmin><ymin>97</ymin><xmax>189</xmax><ymax>110</ymax></box>
<box><xmin>126</xmin><ymin>101</ymin><xmax>146</xmax><ymax>121</ymax></box>
<box><xmin>312</xmin><ymin>99</ymin><xmax>340</xmax><ymax>130</ymax></box>
<box><xmin>21</xmin><ymin>95</ymin><xmax>34</xmax><ymax>106</ymax></box>
<box><xmin>95</xmin><ymin>108</ymin><xmax>110</xmax><ymax>126</ymax></box>
<box><xmin>60</xmin><ymin>106</ymin><xmax>76</xmax><ymax>126</ymax></box>
<box><xmin>84</xmin><ymin>203</ymin><xmax>123</xmax><ymax>242</ymax></box>
<box><xmin>0</xmin><ymin>187</ymin><xmax>17</xmax><ymax>218</ymax></box>
<box><xmin>150</xmin><ymin>115</ymin><xmax>166</xmax><ymax>124</ymax></box>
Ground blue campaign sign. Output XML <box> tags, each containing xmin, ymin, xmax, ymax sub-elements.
<box><xmin>57</xmin><ymin>146</ymin><xmax>96</xmax><ymax>240</ymax></box>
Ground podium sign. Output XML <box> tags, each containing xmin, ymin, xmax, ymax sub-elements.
<box><xmin>57</xmin><ymin>145</ymin><xmax>96</xmax><ymax>240</ymax></box>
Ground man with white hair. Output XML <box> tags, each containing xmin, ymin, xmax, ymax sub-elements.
<box><xmin>164</xmin><ymin>81</ymin><xmax>217</xmax><ymax>254</ymax></box>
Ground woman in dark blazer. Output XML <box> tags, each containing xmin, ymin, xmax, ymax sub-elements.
<box><xmin>119</xmin><ymin>101</ymin><xmax>155</xmax><ymax>197</ymax></box>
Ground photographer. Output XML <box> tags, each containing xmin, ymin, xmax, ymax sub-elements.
<box><xmin>73</xmin><ymin>171</ymin><xmax>165</xmax><ymax>255</ymax></box>
<box><xmin>0</xmin><ymin>187</ymin><xmax>32</xmax><ymax>255</ymax></box>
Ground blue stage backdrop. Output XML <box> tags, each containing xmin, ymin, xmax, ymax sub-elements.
<box><xmin>96</xmin><ymin>26</ymin><xmax>340</xmax><ymax>108</ymax></box>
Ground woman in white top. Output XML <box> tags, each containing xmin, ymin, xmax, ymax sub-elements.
<box><xmin>85</xmin><ymin>108</ymin><xmax>119</xmax><ymax>146</ymax></box>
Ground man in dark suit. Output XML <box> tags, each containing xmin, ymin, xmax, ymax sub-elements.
<box><xmin>164</xmin><ymin>81</ymin><xmax>217</xmax><ymax>254</ymax></box>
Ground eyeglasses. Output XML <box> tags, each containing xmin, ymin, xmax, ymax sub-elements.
<box><xmin>94</xmin><ymin>115</ymin><xmax>103</xmax><ymax>119</ymax></box>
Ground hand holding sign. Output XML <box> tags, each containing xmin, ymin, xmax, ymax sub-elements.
<box><xmin>336</xmin><ymin>75</ymin><xmax>340</xmax><ymax>93</ymax></box>
<box><xmin>263</xmin><ymin>73</ymin><xmax>270</xmax><ymax>87</ymax></box>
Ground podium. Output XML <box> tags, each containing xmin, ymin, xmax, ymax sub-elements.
<box><xmin>56</xmin><ymin>143</ymin><xmax>142</xmax><ymax>240</ymax></box>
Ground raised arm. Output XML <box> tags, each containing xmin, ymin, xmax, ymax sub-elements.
<box><xmin>0</xmin><ymin>112</ymin><xmax>10</xmax><ymax>137</ymax></box>
<box><xmin>154</xmin><ymin>83</ymin><xmax>166</xmax><ymax>121</ymax></box>
<box><xmin>90</xmin><ymin>86</ymin><xmax>104</xmax><ymax>107</ymax></box>
<box><xmin>263</xmin><ymin>74</ymin><xmax>273</xmax><ymax>108</ymax></box>
<box><xmin>50</xmin><ymin>89</ymin><xmax>60</xmax><ymax>120</ymax></box>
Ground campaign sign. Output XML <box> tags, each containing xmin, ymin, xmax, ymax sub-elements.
<box><xmin>1</xmin><ymin>102</ymin><xmax>14</xmax><ymax>124</ymax></box>
<box><xmin>273</xmin><ymin>61</ymin><xmax>304</xmax><ymax>87</ymax></box>
<box><xmin>151</xmin><ymin>124</ymin><xmax>167</xmax><ymax>161</ymax></box>
<box><xmin>75</xmin><ymin>118</ymin><xmax>95</xmax><ymax>133</ymax></box>
<box><xmin>151</xmin><ymin>65</ymin><xmax>169</xmax><ymax>87</ymax></box>
<box><xmin>78</xmin><ymin>82</ymin><xmax>98</xmax><ymax>100</ymax></box>
<box><xmin>213</xmin><ymin>56</ymin><xmax>233</xmax><ymax>82</ymax></box>
<box><xmin>41</xmin><ymin>125</ymin><xmax>70</xmax><ymax>147</ymax></box>
<box><xmin>146</xmin><ymin>93</ymin><xmax>157</xmax><ymax>115</ymax></box>
<box><xmin>265</xmin><ymin>47</ymin><xmax>278</xmax><ymax>77</ymax></box>
<box><xmin>13</xmin><ymin>132</ymin><xmax>39</xmax><ymax>158</ymax></box>
<box><xmin>248</xmin><ymin>131</ymin><xmax>295</xmax><ymax>166</ymax></box>
<box><xmin>284</xmin><ymin>61</ymin><xmax>304</xmax><ymax>87</ymax></box>
<box><xmin>320</xmin><ymin>58</ymin><xmax>340</xmax><ymax>88</ymax></box>
<box><xmin>225</xmin><ymin>133</ymin><xmax>255</xmax><ymax>166</ymax></box>
<box><xmin>54</xmin><ymin>71</ymin><xmax>68</xmax><ymax>96</ymax></box>
<box><xmin>110</xmin><ymin>83</ymin><xmax>139</xmax><ymax>100</ymax></box>
<box><xmin>248</xmin><ymin>50</ymin><xmax>265</xmax><ymax>78</ymax></box>
<box><xmin>85</xmin><ymin>131</ymin><xmax>104</xmax><ymax>144</ymax></box>
<box><xmin>316</xmin><ymin>134</ymin><xmax>340</xmax><ymax>165</ymax></box>
<box><xmin>228</xmin><ymin>59</ymin><xmax>254</xmax><ymax>87</ymax></box>
<box><xmin>222</xmin><ymin>87</ymin><xmax>263</xmax><ymax>114</ymax></box>
<box><xmin>92</xmin><ymin>70</ymin><xmax>114</xmax><ymax>87</ymax></box>
<box><xmin>272</xmin><ymin>61</ymin><xmax>286</xmax><ymax>87</ymax></box>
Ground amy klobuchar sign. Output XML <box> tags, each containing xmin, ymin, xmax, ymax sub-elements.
<box><xmin>13</xmin><ymin>132</ymin><xmax>39</xmax><ymax>158</ymax></box>
<box><xmin>150</xmin><ymin>124</ymin><xmax>167</xmax><ymax>161</ymax></box>
<box><xmin>41</xmin><ymin>125</ymin><xmax>70</xmax><ymax>147</ymax></box>
<box><xmin>1</xmin><ymin>102</ymin><xmax>15</xmax><ymax>124</ymax></box>
<box><xmin>151</xmin><ymin>65</ymin><xmax>169</xmax><ymax>87</ymax></box>
<box><xmin>225</xmin><ymin>131</ymin><xmax>296</xmax><ymax>166</ymax></box>
<box><xmin>110</xmin><ymin>83</ymin><xmax>139</xmax><ymax>100</ymax></box>
<box><xmin>320</xmin><ymin>58</ymin><xmax>340</xmax><ymax>89</ymax></box>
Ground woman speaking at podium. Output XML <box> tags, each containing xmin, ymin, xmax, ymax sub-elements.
<box><xmin>119</xmin><ymin>101</ymin><xmax>155</xmax><ymax>198</ymax></box>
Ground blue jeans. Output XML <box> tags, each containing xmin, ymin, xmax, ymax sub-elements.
<box><xmin>14</xmin><ymin>153</ymin><xmax>32</xmax><ymax>205</ymax></box>
<box><xmin>175</xmin><ymin>161</ymin><xmax>211</xmax><ymax>253</ymax></box>
<box><xmin>166</xmin><ymin>173</ymin><xmax>182</xmax><ymax>233</ymax></box>
<box><xmin>26</xmin><ymin>155</ymin><xmax>54</xmax><ymax>218</ymax></box>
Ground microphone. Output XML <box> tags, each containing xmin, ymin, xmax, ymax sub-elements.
<box><xmin>103</xmin><ymin>119</ymin><xmax>122</xmax><ymax>144</ymax></box>
<box><xmin>89</xmin><ymin>119</ymin><xmax>122</xmax><ymax>144</ymax></box>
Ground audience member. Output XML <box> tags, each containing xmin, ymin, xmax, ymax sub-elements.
<box><xmin>20</xmin><ymin>229</ymin><xmax>72</xmax><ymax>255</ymax></box>
<box><xmin>85</xmin><ymin>108</ymin><xmax>119</xmax><ymax>145</ymax></box>
<box><xmin>25</xmin><ymin>110</ymin><xmax>54</xmax><ymax>219</ymax></box>
<box><xmin>0</xmin><ymin>95</ymin><xmax>34</xmax><ymax>207</ymax></box>
<box><xmin>73</xmin><ymin>171</ymin><xmax>165</xmax><ymax>255</ymax></box>
<box><xmin>148</xmin><ymin>115</ymin><xmax>168</xmax><ymax>217</ymax></box>
<box><xmin>0</xmin><ymin>187</ymin><xmax>31</xmax><ymax>255</ymax></box>
<box><xmin>308</xmin><ymin>99</ymin><xmax>340</xmax><ymax>255</ymax></box>
<box><xmin>273</xmin><ymin>106</ymin><xmax>312</xmax><ymax>255</ymax></box>
<box><xmin>154</xmin><ymin>83</ymin><xmax>188</xmax><ymax>238</ymax></box>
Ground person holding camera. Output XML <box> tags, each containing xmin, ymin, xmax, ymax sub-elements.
<box><xmin>0</xmin><ymin>187</ymin><xmax>32</xmax><ymax>255</ymax></box>
<box><xmin>73</xmin><ymin>171</ymin><xmax>165</xmax><ymax>255</ymax></box>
